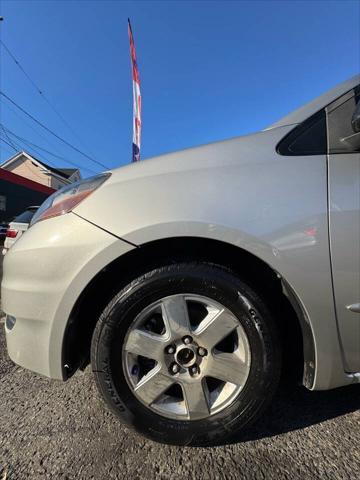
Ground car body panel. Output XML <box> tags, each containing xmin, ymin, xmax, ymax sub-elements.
<box><xmin>2</xmin><ymin>213</ymin><xmax>134</xmax><ymax>379</ymax></box>
<box><xmin>325</xmin><ymin>87</ymin><xmax>360</xmax><ymax>373</ymax></box>
<box><xmin>328</xmin><ymin>151</ymin><xmax>360</xmax><ymax>372</ymax></box>
<box><xmin>73</xmin><ymin>124</ymin><xmax>351</xmax><ymax>390</ymax></box>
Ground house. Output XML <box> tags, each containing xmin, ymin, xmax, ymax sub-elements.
<box><xmin>0</xmin><ymin>151</ymin><xmax>81</xmax><ymax>190</ymax></box>
<box><xmin>0</xmin><ymin>168</ymin><xmax>55</xmax><ymax>224</ymax></box>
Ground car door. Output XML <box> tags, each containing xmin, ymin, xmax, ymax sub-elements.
<box><xmin>326</xmin><ymin>86</ymin><xmax>360</xmax><ymax>372</ymax></box>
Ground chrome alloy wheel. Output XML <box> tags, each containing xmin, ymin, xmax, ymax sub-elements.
<box><xmin>123</xmin><ymin>294</ymin><xmax>251</xmax><ymax>420</ymax></box>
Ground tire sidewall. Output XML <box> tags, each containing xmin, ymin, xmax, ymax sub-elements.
<box><xmin>91</xmin><ymin>263</ymin><xmax>281</xmax><ymax>446</ymax></box>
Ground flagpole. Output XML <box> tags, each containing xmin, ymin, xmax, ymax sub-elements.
<box><xmin>128</xmin><ymin>19</ymin><xmax>141</xmax><ymax>162</ymax></box>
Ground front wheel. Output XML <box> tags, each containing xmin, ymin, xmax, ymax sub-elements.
<box><xmin>91</xmin><ymin>262</ymin><xmax>281</xmax><ymax>446</ymax></box>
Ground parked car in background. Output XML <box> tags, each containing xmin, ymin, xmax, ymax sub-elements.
<box><xmin>2</xmin><ymin>75</ymin><xmax>360</xmax><ymax>446</ymax></box>
<box><xmin>2</xmin><ymin>206</ymin><xmax>38</xmax><ymax>255</ymax></box>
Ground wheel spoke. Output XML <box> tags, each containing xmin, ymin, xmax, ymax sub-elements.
<box><xmin>135</xmin><ymin>367</ymin><xmax>175</xmax><ymax>405</ymax></box>
<box><xmin>124</xmin><ymin>329</ymin><xmax>165</xmax><ymax>362</ymax></box>
<box><xmin>182</xmin><ymin>380</ymin><xmax>210</xmax><ymax>419</ymax></box>
<box><xmin>197</xmin><ymin>309</ymin><xmax>239</xmax><ymax>349</ymax></box>
<box><xmin>123</xmin><ymin>293</ymin><xmax>252</xmax><ymax>421</ymax></box>
<box><xmin>207</xmin><ymin>352</ymin><xmax>248</xmax><ymax>386</ymax></box>
<box><xmin>161</xmin><ymin>295</ymin><xmax>190</xmax><ymax>338</ymax></box>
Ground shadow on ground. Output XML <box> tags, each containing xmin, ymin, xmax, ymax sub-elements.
<box><xmin>236</xmin><ymin>382</ymin><xmax>360</xmax><ymax>444</ymax></box>
<box><xmin>1</xmin><ymin>316</ymin><xmax>359</xmax><ymax>445</ymax></box>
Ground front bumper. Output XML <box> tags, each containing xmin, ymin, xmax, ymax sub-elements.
<box><xmin>2</xmin><ymin>213</ymin><xmax>134</xmax><ymax>379</ymax></box>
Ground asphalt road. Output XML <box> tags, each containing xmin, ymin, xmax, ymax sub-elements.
<box><xmin>0</xmin><ymin>323</ymin><xmax>359</xmax><ymax>480</ymax></box>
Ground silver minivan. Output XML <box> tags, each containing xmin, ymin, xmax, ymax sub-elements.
<box><xmin>2</xmin><ymin>75</ymin><xmax>360</xmax><ymax>446</ymax></box>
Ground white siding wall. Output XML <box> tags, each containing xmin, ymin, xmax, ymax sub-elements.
<box><xmin>4</xmin><ymin>155</ymin><xmax>70</xmax><ymax>190</ymax></box>
<box><xmin>6</xmin><ymin>156</ymin><xmax>51</xmax><ymax>187</ymax></box>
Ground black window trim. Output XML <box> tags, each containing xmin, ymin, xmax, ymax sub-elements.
<box><xmin>326</xmin><ymin>85</ymin><xmax>360</xmax><ymax>156</ymax></box>
<box><xmin>276</xmin><ymin>85</ymin><xmax>359</xmax><ymax>157</ymax></box>
<box><xmin>276</xmin><ymin>109</ymin><xmax>327</xmax><ymax>156</ymax></box>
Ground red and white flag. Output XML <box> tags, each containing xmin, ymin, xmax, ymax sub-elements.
<box><xmin>128</xmin><ymin>19</ymin><xmax>141</xmax><ymax>162</ymax></box>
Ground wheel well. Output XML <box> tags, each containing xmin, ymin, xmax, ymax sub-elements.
<box><xmin>62</xmin><ymin>237</ymin><xmax>304</xmax><ymax>383</ymax></box>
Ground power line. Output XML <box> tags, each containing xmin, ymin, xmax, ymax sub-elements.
<box><xmin>0</xmin><ymin>127</ymin><xmax>95</xmax><ymax>175</ymax></box>
<box><xmin>0</xmin><ymin>142</ymin><xmax>15</xmax><ymax>156</ymax></box>
<box><xmin>0</xmin><ymin>136</ymin><xmax>17</xmax><ymax>152</ymax></box>
<box><xmin>0</xmin><ymin>124</ymin><xmax>17</xmax><ymax>150</ymax></box>
<box><xmin>0</xmin><ymin>135</ymin><xmax>72</xmax><ymax>186</ymax></box>
<box><xmin>1</xmin><ymin>124</ymin><xmax>97</xmax><ymax>174</ymax></box>
<box><xmin>3</xmin><ymin>99</ymin><xmax>75</xmax><ymax>155</ymax></box>
<box><xmin>0</xmin><ymin>127</ymin><xmax>66</xmax><ymax>169</ymax></box>
<box><xmin>0</xmin><ymin>39</ymin><xmax>97</xmax><ymax>155</ymax></box>
<box><xmin>0</xmin><ymin>91</ymin><xmax>109</xmax><ymax>170</ymax></box>
<box><xmin>0</xmin><ymin>135</ymin><xmax>20</xmax><ymax>152</ymax></box>
<box><xmin>0</xmin><ymin>127</ymin><xmax>59</xmax><ymax>167</ymax></box>
<box><xmin>0</xmin><ymin>131</ymin><xmax>54</xmax><ymax>166</ymax></box>
<box><xmin>0</xmin><ymin>133</ymin><xmax>58</xmax><ymax>183</ymax></box>
<box><xmin>1</xmin><ymin>41</ymin><xmax>44</xmax><ymax>95</ymax></box>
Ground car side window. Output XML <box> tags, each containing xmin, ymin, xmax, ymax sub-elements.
<box><xmin>326</xmin><ymin>87</ymin><xmax>360</xmax><ymax>154</ymax></box>
<box><xmin>277</xmin><ymin>110</ymin><xmax>327</xmax><ymax>156</ymax></box>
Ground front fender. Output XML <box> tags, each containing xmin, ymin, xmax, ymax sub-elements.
<box><xmin>73</xmin><ymin>131</ymin><xmax>348</xmax><ymax>389</ymax></box>
<box><xmin>112</xmin><ymin>219</ymin><xmax>349</xmax><ymax>390</ymax></box>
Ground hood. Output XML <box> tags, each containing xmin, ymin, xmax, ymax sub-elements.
<box><xmin>106</xmin><ymin>75</ymin><xmax>359</xmax><ymax>184</ymax></box>
<box><xmin>107</xmin><ymin>125</ymin><xmax>292</xmax><ymax>185</ymax></box>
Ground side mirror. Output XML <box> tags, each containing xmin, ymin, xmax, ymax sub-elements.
<box><xmin>351</xmin><ymin>101</ymin><xmax>360</xmax><ymax>133</ymax></box>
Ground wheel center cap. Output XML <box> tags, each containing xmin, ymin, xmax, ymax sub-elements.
<box><xmin>175</xmin><ymin>346</ymin><xmax>196</xmax><ymax>367</ymax></box>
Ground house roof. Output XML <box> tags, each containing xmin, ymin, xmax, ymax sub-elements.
<box><xmin>1</xmin><ymin>152</ymin><xmax>80</xmax><ymax>180</ymax></box>
<box><xmin>56</xmin><ymin>168</ymin><xmax>78</xmax><ymax>178</ymax></box>
<box><xmin>26</xmin><ymin>156</ymin><xmax>78</xmax><ymax>179</ymax></box>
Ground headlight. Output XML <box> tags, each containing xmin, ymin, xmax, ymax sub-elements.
<box><xmin>30</xmin><ymin>173</ymin><xmax>111</xmax><ymax>226</ymax></box>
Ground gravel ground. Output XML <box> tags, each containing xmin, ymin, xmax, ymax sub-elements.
<box><xmin>0</xmin><ymin>323</ymin><xmax>359</xmax><ymax>480</ymax></box>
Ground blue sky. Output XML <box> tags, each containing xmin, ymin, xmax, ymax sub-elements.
<box><xmin>0</xmin><ymin>0</ymin><xmax>359</xmax><ymax>176</ymax></box>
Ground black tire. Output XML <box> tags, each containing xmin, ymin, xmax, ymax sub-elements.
<box><xmin>91</xmin><ymin>262</ymin><xmax>281</xmax><ymax>446</ymax></box>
